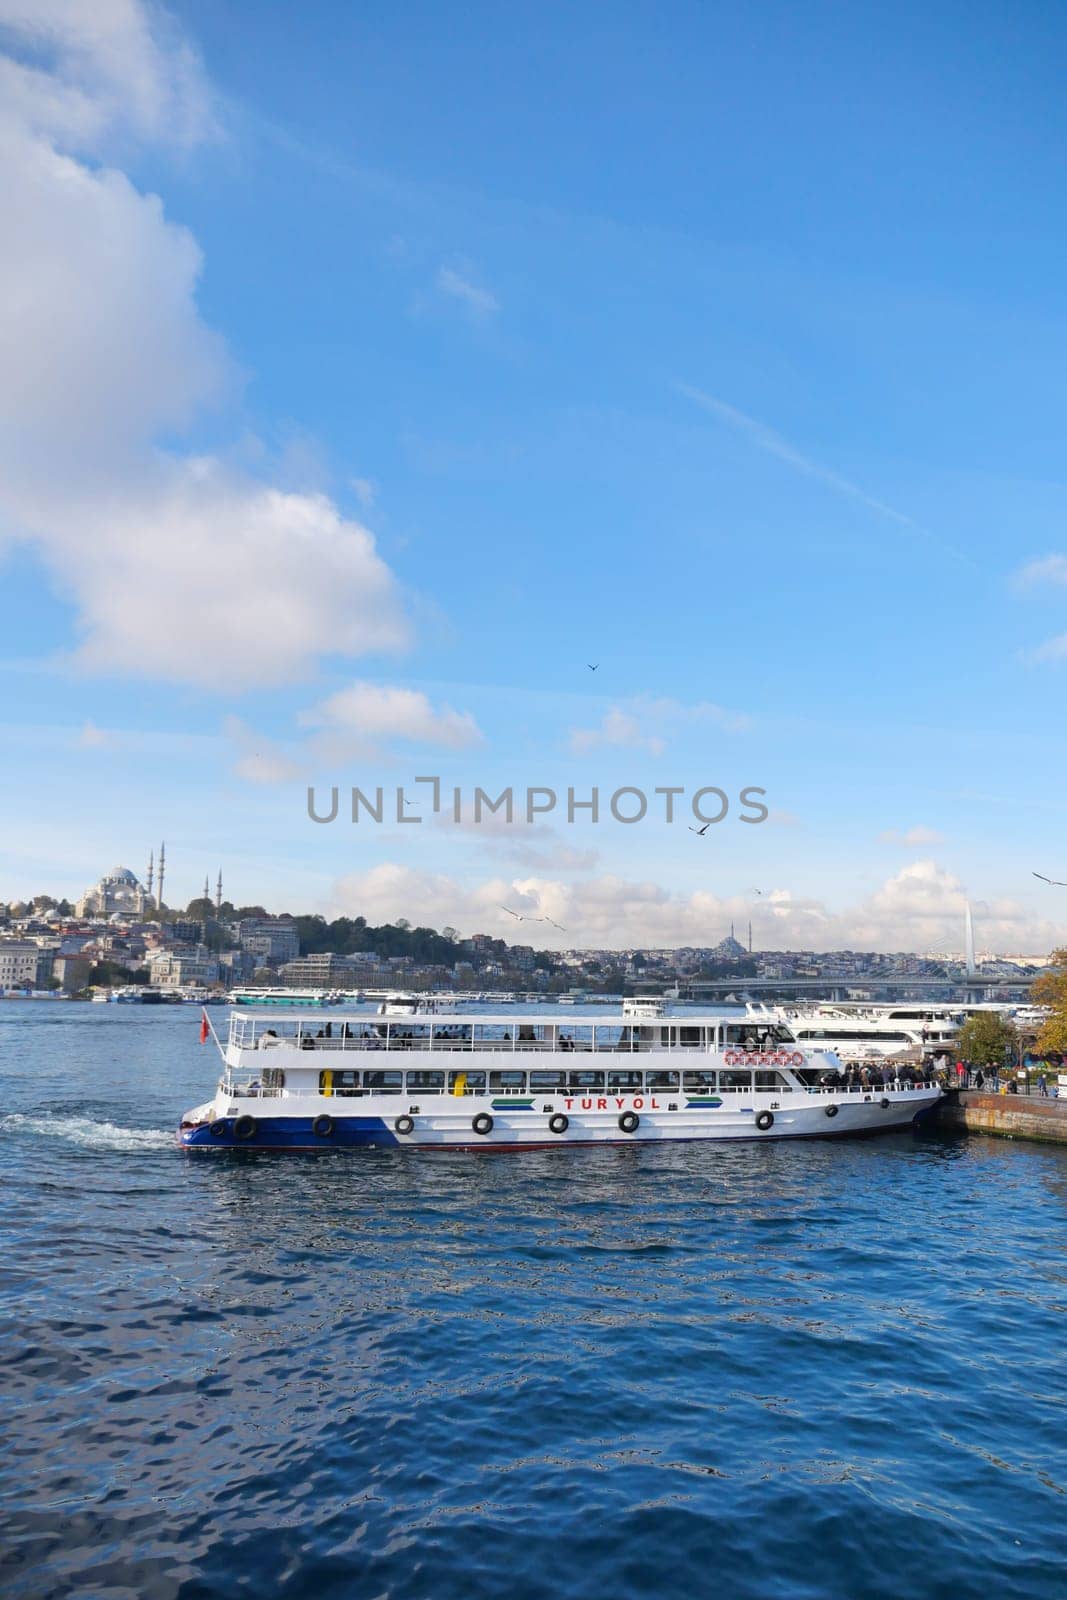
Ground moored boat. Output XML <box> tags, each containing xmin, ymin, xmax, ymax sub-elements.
<box><xmin>178</xmin><ymin>1001</ymin><xmax>942</xmax><ymax>1151</ymax></box>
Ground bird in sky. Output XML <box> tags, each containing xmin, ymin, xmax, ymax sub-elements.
<box><xmin>500</xmin><ymin>905</ymin><xmax>538</xmax><ymax>922</ymax></box>
<box><xmin>542</xmin><ymin>916</ymin><xmax>567</xmax><ymax>931</ymax></box>
<box><xmin>688</xmin><ymin>822</ymin><xmax>711</xmax><ymax>836</ymax></box>
<box><xmin>1033</xmin><ymin>871</ymin><xmax>1067</xmax><ymax>886</ymax></box>
<box><xmin>587</xmin><ymin>663</ymin><xmax>599</xmax><ymax>671</ymax></box>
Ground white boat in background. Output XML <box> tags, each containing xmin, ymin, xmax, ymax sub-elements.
<box><xmin>178</xmin><ymin>1000</ymin><xmax>942</xmax><ymax>1151</ymax></box>
<box><xmin>761</xmin><ymin>1002</ymin><xmax>960</xmax><ymax>1064</ymax></box>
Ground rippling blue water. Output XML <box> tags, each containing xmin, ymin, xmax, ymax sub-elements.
<box><xmin>2</xmin><ymin>1001</ymin><xmax>1066</xmax><ymax>1600</ymax></box>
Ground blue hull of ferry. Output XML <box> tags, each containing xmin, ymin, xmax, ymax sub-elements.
<box><xmin>179</xmin><ymin>1117</ymin><xmax>399</xmax><ymax>1150</ymax></box>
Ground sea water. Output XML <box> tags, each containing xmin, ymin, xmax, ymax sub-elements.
<box><xmin>1</xmin><ymin>1001</ymin><xmax>1065</xmax><ymax>1599</ymax></box>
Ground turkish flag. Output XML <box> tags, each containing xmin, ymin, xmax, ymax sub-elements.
<box><xmin>200</xmin><ymin>1009</ymin><xmax>210</xmax><ymax>1045</ymax></box>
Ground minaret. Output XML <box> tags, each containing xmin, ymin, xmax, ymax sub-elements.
<box><xmin>157</xmin><ymin>841</ymin><xmax>165</xmax><ymax>911</ymax></box>
<box><xmin>146</xmin><ymin>849</ymin><xmax>154</xmax><ymax>901</ymax></box>
<box><xmin>965</xmin><ymin>903</ymin><xmax>976</xmax><ymax>976</ymax></box>
<box><xmin>203</xmin><ymin>873</ymin><xmax>210</xmax><ymax>904</ymax></box>
<box><xmin>216</xmin><ymin>869</ymin><xmax>223</xmax><ymax>912</ymax></box>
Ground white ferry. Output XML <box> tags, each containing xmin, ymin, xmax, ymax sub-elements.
<box><xmin>178</xmin><ymin>1001</ymin><xmax>942</xmax><ymax>1150</ymax></box>
<box><xmin>768</xmin><ymin>1003</ymin><xmax>959</xmax><ymax>1064</ymax></box>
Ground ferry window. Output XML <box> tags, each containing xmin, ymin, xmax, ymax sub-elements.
<box><xmin>683</xmin><ymin>1071</ymin><xmax>717</xmax><ymax>1091</ymax></box>
<box><xmin>646</xmin><ymin>1070</ymin><xmax>679</xmax><ymax>1090</ymax></box>
<box><xmin>719</xmin><ymin>1069</ymin><xmax>753</xmax><ymax>1089</ymax></box>
<box><xmin>568</xmin><ymin>1071</ymin><xmax>605</xmax><ymax>1090</ymax></box>
<box><xmin>405</xmin><ymin>1071</ymin><xmax>445</xmax><ymax>1090</ymax></box>
<box><xmin>332</xmin><ymin>1070</ymin><xmax>362</xmax><ymax>1096</ymax></box>
<box><xmin>529</xmin><ymin>1070</ymin><xmax>567</xmax><ymax>1090</ymax></box>
<box><xmin>448</xmin><ymin>1070</ymin><xmax>486</xmax><ymax>1094</ymax></box>
<box><xmin>754</xmin><ymin>1070</ymin><xmax>789</xmax><ymax>1089</ymax></box>
<box><xmin>673</xmin><ymin>1026</ymin><xmax>704</xmax><ymax>1048</ymax></box>
<box><xmin>261</xmin><ymin>1068</ymin><xmax>285</xmax><ymax>1090</ymax></box>
<box><xmin>607</xmin><ymin>1071</ymin><xmax>644</xmax><ymax>1092</ymax></box>
<box><xmin>363</xmin><ymin>1070</ymin><xmax>403</xmax><ymax>1093</ymax></box>
<box><xmin>489</xmin><ymin>1071</ymin><xmax>527</xmax><ymax>1092</ymax></box>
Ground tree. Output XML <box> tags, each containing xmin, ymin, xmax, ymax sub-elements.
<box><xmin>957</xmin><ymin>1011</ymin><xmax>1017</xmax><ymax>1068</ymax></box>
<box><xmin>1031</xmin><ymin>949</ymin><xmax>1067</xmax><ymax>1054</ymax></box>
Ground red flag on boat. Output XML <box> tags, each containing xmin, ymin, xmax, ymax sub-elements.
<box><xmin>199</xmin><ymin>1008</ymin><xmax>210</xmax><ymax>1045</ymax></box>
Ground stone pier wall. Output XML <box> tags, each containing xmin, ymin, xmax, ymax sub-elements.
<box><xmin>934</xmin><ymin>1090</ymin><xmax>1067</xmax><ymax>1144</ymax></box>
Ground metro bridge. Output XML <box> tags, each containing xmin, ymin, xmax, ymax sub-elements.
<box><xmin>673</xmin><ymin>974</ymin><xmax>1037</xmax><ymax>1004</ymax></box>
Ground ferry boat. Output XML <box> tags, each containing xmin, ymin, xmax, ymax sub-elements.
<box><xmin>178</xmin><ymin>1000</ymin><xmax>942</xmax><ymax>1151</ymax></box>
<box><xmin>767</xmin><ymin>1003</ymin><xmax>959</xmax><ymax>1064</ymax></box>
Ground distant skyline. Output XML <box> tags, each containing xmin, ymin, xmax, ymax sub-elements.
<box><xmin>3</xmin><ymin>1</ymin><xmax>1067</xmax><ymax>952</ymax></box>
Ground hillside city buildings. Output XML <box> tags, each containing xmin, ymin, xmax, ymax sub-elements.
<box><xmin>0</xmin><ymin>856</ymin><xmax>1050</xmax><ymax>1003</ymax></box>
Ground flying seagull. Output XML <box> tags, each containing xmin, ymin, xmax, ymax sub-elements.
<box><xmin>542</xmin><ymin>916</ymin><xmax>567</xmax><ymax>931</ymax></box>
<box><xmin>587</xmin><ymin>663</ymin><xmax>599</xmax><ymax>671</ymax></box>
<box><xmin>1033</xmin><ymin>871</ymin><xmax>1067</xmax><ymax>886</ymax></box>
<box><xmin>688</xmin><ymin>822</ymin><xmax>711</xmax><ymax>836</ymax></box>
<box><xmin>499</xmin><ymin>905</ymin><xmax>538</xmax><ymax>922</ymax></box>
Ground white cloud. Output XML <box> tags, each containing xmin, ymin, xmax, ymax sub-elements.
<box><xmin>75</xmin><ymin>719</ymin><xmax>113</xmax><ymax>749</ymax></box>
<box><xmin>0</xmin><ymin>0</ymin><xmax>217</xmax><ymax>150</ymax></box>
<box><xmin>571</xmin><ymin>708</ymin><xmax>665</xmax><ymax>757</ymax></box>
<box><xmin>879</xmin><ymin>825</ymin><xmax>944</xmax><ymax>846</ymax></box>
<box><xmin>300</xmin><ymin>681</ymin><xmax>483</xmax><ymax>760</ymax></box>
<box><xmin>570</xmin><ymin>696</ymin><xmax>749</xmax><ymax>756</ymax></box>
<box><xmin>223</xmin><ymin>716</ymin><xmax>304</xmax><ymax>785</ymax></box>
<box><xmin>328</xmin><ymin>857</ymin><xmax>1062</xmax><ymax>953</ymax></box>
<box><xmin>1016</xmin><ymin>554</ymin><xmax>1067</xmax><ymax>588</ymax></box>
<box><xmin>437</xmin><ymin>264</ymin><xmax>499</xmax><ymax>319</ymax></box>
<box><xmin>0</xmin><ymin>2</ymin><xmax>408</xmax><ymax>689</ymax></box>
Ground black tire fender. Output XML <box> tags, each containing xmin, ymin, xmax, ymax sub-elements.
<box><xmin>880</xmin><ymin>1097</ymin><xmax>891</xmax><ymax>1110</ymax></box>
<box><xmin>394</xmin><ymin>1114</ymin><xmax>415</xmax><ymax>1136</ymax></box>
<box><xmin>312</xmin><ymin>1114</ymin><xmax>334</xmax><ymax>1138</ymax></box>
<box><xmin>755</xmin><ymin>1110</ymin><xmax>774</xmax><ymax>1131</ymax></box>
<box><xmin>472</xmin><ymin>1112</ymin><xmax>494</xmax><ymax>1136</ymax></box>
<box><xmin>548</xmin><ymin>1112</ymin><xmax>569</xmax><ymax>1134</ymax></box>
<box><xmin>209</xmin><ymin>1119</ymin><xmax>228</xmax><ymax>1138</ymax></box>
<box><xmin>233</xmin><ymin>1114</ymin><xmax>257</xmax><ymax>1141</ymax></box>
<box><xmin>825</xmin><ymin>1104</ymin><xmax>839</xmax><ymax>1120</ymax></box>
<box><xmin>618</xmin><ymin>1110</ymin><xmax>640</xmax><ymax>1134</ymax></box>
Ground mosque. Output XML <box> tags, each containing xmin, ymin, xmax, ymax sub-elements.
<box><xmin>74</xmin><ymin>846</ymin><xmax>223</xmax><ymax>920</ymax></box>
<box><xmin>75</xmin><ymin>865</ymin><xmax>153</xmax><ymax>919</ymax></box>
<box><xmin>76</xmin><ymin>843</ymin><xmax>168</xmax><ymax>919</ymax></box>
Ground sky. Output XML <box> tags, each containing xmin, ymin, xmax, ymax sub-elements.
<box><xmin>2</xmin><ymin>0</ymin><xmax>1067</xmax><ymax>952</ymax></box>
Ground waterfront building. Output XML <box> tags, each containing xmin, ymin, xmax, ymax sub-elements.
<box><xmin>0</xmin><ymin>940</ymin><xmax>53</xmax><ymax>988</ymax></box>
<box><xmin>147</xmin><ymin>946</ymin><xmax>220</xmax><ymax>987</ymax></box>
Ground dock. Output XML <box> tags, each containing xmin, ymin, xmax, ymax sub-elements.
<box><xmin>934</xmin><ymin>1089</ymin><xmax>1067</xmax><ymax>1145</ymax></box>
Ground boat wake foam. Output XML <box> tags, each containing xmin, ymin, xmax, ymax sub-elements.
<box><xmin>0</xmin><ymin>1113</ymin><xmax>173</xmax><ymax>1151</ymax></box>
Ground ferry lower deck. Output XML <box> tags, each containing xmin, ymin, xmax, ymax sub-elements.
<box><xmin>178</xmin><ymin>1008</ymin><xmax>944</xmax><ymax>1151</ymax></box>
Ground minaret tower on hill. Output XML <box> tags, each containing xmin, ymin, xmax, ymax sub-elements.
<box><xmin>216</xmin><ymin>870</ymin><xmax>223</xmax><ymax>912</ymax></box>
<box><xmin>157</xmin><ymin>841</ymin><xmax>165</xmax><ymax>911</ymax></box>
<box><xmin>146</xmin><ymin>849</ymin><xmax>154</xmax><ymax>902</ymax></box>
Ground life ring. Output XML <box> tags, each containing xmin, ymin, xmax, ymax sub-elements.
<box><xmin>312</xmin><ymin>1114</ymin><xmax>334</xmax><ymax>1139</ymax></box>
<box><xmin>548</xmin><ymin>1113</ymin><xmax>569</xmax><ymax>1134</ymax></box>
<box><xmin>618</xmin><ymin>1110</ymin><xmax>640</xmax><ymax>1133</ymax></box>
<box><xmin>755</xmin><ymin>1110</ymin><xmax>774</xmax><ymax>1131</ymax></box>
<box><xmin>724</xmin><ymin>1051</ymin><xmax>738</xmax><ymax>1066</ymax></box>
<box><xmin>209</xmin><ymin>1119</ymin><xmax>228</xmax><ymax>1138</ymax></box>
<box><xmin>825</xmin><ymin>1104</ymin><xmax>839</xmax><ymax>1119</ymax></box>
<box><xmin>472</xmin><ymin>1112</ymin><xmax>494</xmax><ymax>1136</ymax></box>
<box><xmin>790</xmin><ymin>1052</ymin><xmax>804</xmax><ymax>1067</ymax></box>
<box><xmin>880</xmin><ymin>1097</ymin><xmax>891</xmax><ymax>1110</ymax></box>
<box><xmin>394</xmin><ymin>1114</ymin><xmax>415</xmax><ymax>1136</ymax></box>
<box><xmin>233</xmin><ymin>1114</ymin><xmax>257</xmax><ymax>1141</ymax></box>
